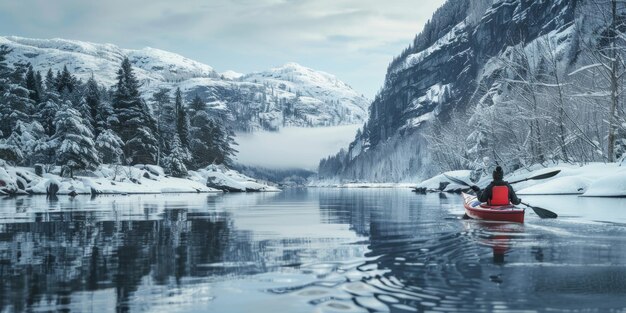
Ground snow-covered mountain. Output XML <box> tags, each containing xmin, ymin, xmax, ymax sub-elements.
<box><xmin>0</xmin><ymin>36</ymin><xmax>369</xmax><ymax>131</ymax></box>
<box><xmin>319</xmin><ymin>0</ymin><xmax>582</xmax><ymax>182</ymax></box>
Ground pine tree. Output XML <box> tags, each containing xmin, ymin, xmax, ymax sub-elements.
<box><xmin>189</xmin><ymin>93</ymin><xmax>205</xmax><ymax>115</ymax></box>
<box><xmin>124</xmin><ymin>125</ymin><xmax>159</xmax><ymax>165</ymax></box>
<box><xmin>95</xmin><ymin>129</ymin><xmax>124</xmax><ymax>164</ymax></box>
<box><xmin>37</xmin><ymin>75</ymin><xmax>62</xmax><ymax>137</ymax></box>
<box><xmin>112</xmin><ymin>57</ymin><xmax>158</xmax><ymax>164</ymax></box>
<box><xmin>190</xmin><ymin>112</ymin><xmax>217</xmax><ymax>168</ymax></box>
<box><xmin>163</xmin><ymin>135</ymin><xmax>189</xmax><ymax>178</ymax></box>
<box><xmin>45</xmin><ymin>68</ymin><xmax>56</xmax><ymax>91</ymax></box>
<box><xmin>151</xmin><ymin>87</ymin><xmax>171</xmax><ymax>164</ymax></box>
<box><xmin>57</xmin><ymin>65</ymin><xmax>75</xmax><ymax>94</ymax></box>
<box><xmin>53</xmin><ymin>102</ymin><xmax>100</xmax><ymax>177</ymax></box>
<box><xmin>189</xmin><ymin>103</ymin><xmax>237</xmax><ymax>168</ymax></box>
<box><xmin>2</xmin><ymin>120</ymin><xmax>48</xmax><ymax>166</ymax></box>
<box><xmin>213</xmin><ymin>119</ymin><xmax>238</xmax><ymax>166</ymax></box>
<box><xmin>84</xmin><ymin>76</ymin><xmax>104</xmax><ymax>135</ymax></box>
<box><xmin>25</xmin><ymin>64</ymin><xmax>42</xmax><ymax>103</ymax></box>
<box><xmin>175</xmin><ymin>88</ymin><xmax>190</xmax><ymax>151</ymax></box>
<box><xmin>0</xmin><ymin>45</ymin><xmax>12</xmax><ymax>138</ymax></box>
<box><xmin>0</xmin><ymin>60</ymin><xmax>36</xmax><ymax>138</ymax></box>
<box><xmin>0</xmin><ymin>140</ymin><xmax>23</xmax><ymax>164</ymax></box>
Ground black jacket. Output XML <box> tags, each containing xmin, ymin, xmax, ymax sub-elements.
<box><xmin>477</xmin><ymin>180</ymin><xmax>521</xmax><ymax>205</ymax></box>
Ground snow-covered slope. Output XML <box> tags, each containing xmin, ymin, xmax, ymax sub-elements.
<box><xmin>0</xmin><ymin>36</ymin><xmax>369</xmax><ymax>131</ymax></box>
<box><xmin>241</xmin><ymin>63</ymin><xmax>368</xmax><ymax>126</ymax></box>
<box><xmin>319</xmin><ymin>0</ymin><xmax>579</xmax><ymax>182</ymax></box>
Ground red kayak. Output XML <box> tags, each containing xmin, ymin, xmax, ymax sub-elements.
<box><xmin>462</xmin><ymin>193</ymin><xmax>525</xmax><ymax>223</ymax></box>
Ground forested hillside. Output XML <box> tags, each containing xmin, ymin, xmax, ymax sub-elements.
<box><xmin>0</xmin><ymin>36</ymin><xmax>369</xmax><ymax>133</ymax></box>
<box><xmin>0</xmin><ymin>46</ymin><xmax>236</xmax><ymax>177</ymax></box>
<box><xmin>320</xmin><ymin>0</ymin><xmax>626</xmax><ymax>182</ymax></box>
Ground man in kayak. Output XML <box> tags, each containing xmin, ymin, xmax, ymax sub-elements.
<box><xmin>471</xmin><ymin>166</ymin><xmax>522</xmax><ymax>205</ymax></box>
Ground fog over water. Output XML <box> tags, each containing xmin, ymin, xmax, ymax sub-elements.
<box><xmin>234</xmin><ymin>125</ymin><xmax>360</xmax><ymax>170</ymax></box>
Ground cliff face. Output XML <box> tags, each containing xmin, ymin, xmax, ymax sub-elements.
<box><xmin>320</xmin><ymin>0</ymin><xmax>579</xmax><ymax>182</ymax></box>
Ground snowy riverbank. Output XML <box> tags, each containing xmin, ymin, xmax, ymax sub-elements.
<box><xmin>418</xmin><ymin>162</ymin><xmax>626</xmax><ymax>197</ymax></box>
<box><xmin>0</xmin><ymin>162</ymin><xmax>279</xmax><ymax>195</ymax></box>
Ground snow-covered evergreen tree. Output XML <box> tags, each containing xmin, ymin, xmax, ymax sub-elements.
<box><xmin>84</xmin><ymin>76</ymin><xmax>113</xmax><ymax>136</ymax></box>
<box><xmin>0</xmin><ymin>45</ymin><xmax>11</xmax><ymax>139</ymax></box>
<box><xmin>174</xmin><ymin>88</ymin><xmax>191</xmax><ymax>154</ymax></box>
<box><xmin>162</xmin><ymin>135</ymin><xmax>188</xmax><ymax>178</ymax></box>
<box><xmin>53</xmin><ymin>102</ymin><xmax>100</xmax><ymax>177</ymax></box>
<box><xmin>188</xmin><ymin>95</ymin><xmax>237</xmax><ymax>168</ymax></box>
<box><xmin>95</xmin><ymin>129</ymin><xmax>124</xmax><ymax>164</ymax></box>
<box><xmin>151</xmin><ymin>87</ymin><xmax>171</xmax><ymax>164</ymax></box>
<box><xmin>44</xmin><ymin>68</ymin><xmax>56</xmax><ymax>91</ymax></box>
<box><xmin>189</xmin><ymin>109</ymin><xmax>216</xmax><ymax>168</ymax></box>
<box><xmin>37</xmin><ymin>87</ymin><xmax>61</xmax><ymax>137</ymax></box>
<box><xmin>112</xmin><ymin>57</ymin><xmax>159</xmax><ymax>164</ymax></box>
<box><xmin>56</xmin><ymin>65</ymin><xmax>75</xmax><ymax>94</ymax></box>
<box><xmin>2</xmin><ymin>121</ymin><xmax>48</xmax><ymax>166</ymax></box>
<box><xmin>0</xmin><ymin>58</ymin><xmax>35</xmax><ymax>138</ymax></box>
<box><xmin>25</xmin><ymin>64</ymin><xmax>42</xmax><ymax>104</ymax></box>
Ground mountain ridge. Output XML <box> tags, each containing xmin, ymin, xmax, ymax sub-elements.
<box><xmin>319</xmin><ymin>0</ymin><xmax>581</xmax><ymax>182</ymax></box>
<box><xmin>0</xmin><ymin>35</ymin><xmax>369</xmax><ymax>132</ymax></box>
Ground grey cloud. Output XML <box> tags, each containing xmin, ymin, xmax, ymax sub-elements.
<box><xmin>0</xmin><ymin>0</ymin><xmax>446</xmax><ymax>96</ymax></box>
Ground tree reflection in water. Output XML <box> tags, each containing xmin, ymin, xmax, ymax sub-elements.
<box><xmin>0</xmin><ymin>190</ymin><xmax>625</xmax><ymax>312</ymax></box>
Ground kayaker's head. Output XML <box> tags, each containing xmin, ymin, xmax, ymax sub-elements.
<box><xmin>493</xmin><ymin>166</ymin><xmax>504</xmax><ymax>181</ymax></box>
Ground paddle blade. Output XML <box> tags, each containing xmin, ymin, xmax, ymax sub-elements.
<box><xmin>522</xmin><ymin>202</ymin><xmax>558</xmax><ymax>219</ymax></box>
<box><xmin>510</xmin><ymin>170</ymin><xmax>561</xmax><ymax>184</ymax></box>
<box><xmin>529</xmin><ymin>170</ymin><xmax>561</xmax><ymax>181</ymax></box>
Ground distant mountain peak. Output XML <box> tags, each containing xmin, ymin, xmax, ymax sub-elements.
<box><xmin>0</xmin><ymin>36</ymin><xmax>369</xmax><ymax>131</ymax></box>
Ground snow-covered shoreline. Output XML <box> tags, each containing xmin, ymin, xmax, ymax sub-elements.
<box><xmin>415</xmin><ymin>162</ymin><xmax>626</xmax><ymax>197</ymax></box>
<box><xmin>0</xmin><ymin>162</ymin><xmax>279</xmax><ymax>196</ymax></box>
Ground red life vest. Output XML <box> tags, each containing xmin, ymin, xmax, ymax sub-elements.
<box><xmin>489</xmin><ymin>185</ymin><xmax>510</xmax><ymax>206</ymax></box>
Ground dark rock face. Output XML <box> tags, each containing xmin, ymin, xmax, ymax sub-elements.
<box><xmin>324</xmin><ymin>0</ymin><xmax>578</xmax><ymax>181</ymax></box>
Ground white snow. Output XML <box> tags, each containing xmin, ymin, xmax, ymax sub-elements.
<box><xmin>516</xmin><ymin>175</ymin><xmax>593</xmax><ymax>195</ymax></box>
<box><xmin>568</xmin><ymin>63</ymin><xmax>604</xmax><ymax>76</ymax></box>
<box><xmin>0</xmin><ymin>163</ymin><xmax>279</xmax><ymax>195</ymax></box>
<box><xmin>220</xmin><ymin>70</ymin><xmax>244</xmax><ymax>80</ymax></box>
<box><xmin>583</xmin><ymin>172</ymin><xmax>626</xmax><ymax>197</ymax></box>
<box><xmin>480</xmin><ymin>163</ymin><xmax>626</xmax><ymax>197</ymax></box>
<box><xmin>415</xmin><ymin>163</ymin><xmax>626</xmax><ymax>197</ymax></box>
<box><xmin>392</xmin><ymin>21</ymin><xmax>468</xmax><ymax>74</ymax></box>
<box><xmin>0</xmin><ymin>36</ymin><xmax>370</xmax><ymax>130</ymax></box>
<box><xmin>404</xmin><ymin>112</ymin><xmax>434</xmax><ymax>128</ymax></box>
<box><xmin>241</xmin><ymin>62</ymin><xmax>370</xmax><ymax>126</ymax></box>
<box><xmin>415</xmin><ymin>170</ymin><xmax>473</xmax><ymax>192</ymax></box>
<box><xmin>190</xmin><ymin>164</ymin><xmax>280</xmax><ymax>192</ymax></box>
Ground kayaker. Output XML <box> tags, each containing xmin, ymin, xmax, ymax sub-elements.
<box><xmin>471</xmin><ymin>166</ymin><xmax>521</xmax><ymax>205</ymax></box>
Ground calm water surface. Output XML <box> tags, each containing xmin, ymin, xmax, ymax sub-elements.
<box><xmin>1</xmin><ymin>189</ymin><xmax>626</xmax><ymax>312</ymax></box>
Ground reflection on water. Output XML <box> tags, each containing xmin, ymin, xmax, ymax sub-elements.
<box><xmin>0</xmin><ymin>190</ymin><xmax>625</xmax><ymax>312</ymax></box>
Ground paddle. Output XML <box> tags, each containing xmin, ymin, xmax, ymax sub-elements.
<box><xmin>520</xmin><ymin>201</ymin><xmax>558</xmax><ymax>219</ymax></box>
<box><xmin>443</xmin><ymin>173</ymin><xmax>558</xmax><ymax>219</ymax></box>
<box><xmin>508</xmin><ymin>170</ymin><xmax>561</xmax><ymax>185</ymax></box>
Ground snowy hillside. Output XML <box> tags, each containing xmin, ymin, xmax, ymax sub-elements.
<box><xmin>242</xmin><ymin>63</ymin><xmax>368</xmax><ymax>126</ymax></box>
<box><xmin>319</xmin><ymin>0</ymin><xmax>590</xmax><ymax>183</ymax></box>
<box><xmin>0</xmin><ymin>36</ymin><xmax>369</xmax><ymax>131</ymax></box>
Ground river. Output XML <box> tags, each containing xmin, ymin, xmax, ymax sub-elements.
<box><xmin>0</xmin><ymin>189</ymin><xmax>625</xmax><ymax>312</ymax></box>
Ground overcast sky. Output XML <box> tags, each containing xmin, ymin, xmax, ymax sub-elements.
<box><xmin>0</xmin><ymin>0</ymin><xmax>445</xmax><ymax>97</ymax></box>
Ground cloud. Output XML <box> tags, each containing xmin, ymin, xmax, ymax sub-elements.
<box><xmin>0</xmin><ymin>0</ymin><xmax>446</xmax><ymax>96</ymax></box>
<box><xmin>234</xmin><ymin>125</ymin><xmax>361</xmax><ymax>170</ymax></box>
